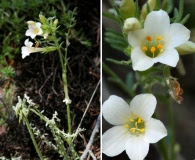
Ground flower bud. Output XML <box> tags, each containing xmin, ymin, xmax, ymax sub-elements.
<box><xmin>53</xmin><ymin>19</ymin><xmax>58</xmax><ymax>27</ymax></box>
<box><xmin>39</xmin><ymin>14</ymin><xmax>47</xmax><ymax>24</ymax></box>
<box><xmin>141</xmin><ymin>0</ymin><xmax>156</xmax><ymax>19</ymax></box>
<box><xmin>123</xmin><ymin>17</ymin><xmax>141</xmax><ymax>34</ymax></box>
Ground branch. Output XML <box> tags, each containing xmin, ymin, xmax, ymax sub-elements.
<box><xmin>80</xmin><ymin>115</ymin><xmax>100</xmax><ymax>160</ymax></box>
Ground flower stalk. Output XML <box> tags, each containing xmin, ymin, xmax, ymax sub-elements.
<box><xmin>51</xmin><ymin>30</ymin><xmax>72</xmax><ymax>136</ymax></box>
<box><xmin>29</xmin><ymin>107</ymin><xmax>79</xmax><ymax>159</ymax></box>
<box><xmin>168</xmin><ymin>97</ymin><xmax>176</xmax><ymax>160</ymax></box>
<box><xmin>25</xmin><ymin>116</ymin><xmax>44</xmax><ymax>160</ymax></box>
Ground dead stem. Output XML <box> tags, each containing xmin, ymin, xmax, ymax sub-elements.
<box><xmin>80</xmin><ymin>115</ymin><xmax>100</xmax><ymax>160</ymax></box>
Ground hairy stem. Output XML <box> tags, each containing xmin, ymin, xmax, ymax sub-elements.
<box><xmin>25</xmin><ymin>116</ymin><xmax>44</xmax><ymax>160</ymax></box>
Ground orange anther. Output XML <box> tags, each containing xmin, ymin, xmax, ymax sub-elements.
<box><xmin>156</xmin><ymin>36</ymin><xmax>162</xmax><ymax>41</ymax></box>
<box><xmin>142</xmin><ymin>46</ymin><xmax>147</xmax><ymax>51</ymax></box>
<box><xmin>150</xmin><ymin>47</ymin><xmax>156</xmax><ymax>53</ymax></box>
<box><xmin>146</xmin><ymin>36</ymin><xmax>152</xmax><ymax>41</ymax></box>
<box><xmin>138</xmin><ymin>118</ymin><xmax>142</xmax><ymax>123</ymax></box>
<box><xmin>157</xmin><ymin>44</ymin><xmax>163</xmax><ymax>49</ymax></box>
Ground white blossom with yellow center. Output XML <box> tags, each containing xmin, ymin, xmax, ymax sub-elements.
<box><xmin>21</xmin><ymin>39</ymin><xmax>45</xmax><ymax>59</ymax></box>
<box><xmin>128</xmin><ymin>10</ymin><xmax>190</xmax><ymax>71</ymax></box>
<box><xmin>102</xmin><ymin>94</ymin><xmax>167</xmax><ymax>160</ymax></box>
<box><xmin>25</xmin><ymin>21</ymin><xmax>43</xmax><ymax>39</ymax></box>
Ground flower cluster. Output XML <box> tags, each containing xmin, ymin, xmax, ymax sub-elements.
<box><xmin>21</xmin><ymin>39</ymin><xmax>46</xmax><ymax>59</ymax></box>
<box><xmin>21</xmin><ymin>15</ymin><xmax>58</xmax><ymax>59</ymax></box>
<box><xmin>102</xmin><ymin>94</ymin><xmax>167</xmax><ymax>160</ymax></box>
<box><xmin>12</xmin><ymin>94</ymin><xmax>35</xmax><ymax>124</ymax></box>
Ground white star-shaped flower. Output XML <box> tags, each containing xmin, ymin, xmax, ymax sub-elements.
<box><xmin>25</xmin><ymin>21</ymin><xmax>43</xmax><ymax>39</ymax></box>
<box><xmin>128</xmin><ymin>10</ymin><xmax>190</xmax><ymax>71</ymax></box>
<box><xmin>63</xmin><ymin>97</ymin><xmax>72</xmax><ymax>105</ymax></box>
<box><xmin>102</xmin><ymin>94</ymin><xmax>167</xmax><ymax>160</ymax></box>
<box><xmin>21</xmin><ymin>39</ymin><xmax>45</xmax><ymax>59</ymax></box>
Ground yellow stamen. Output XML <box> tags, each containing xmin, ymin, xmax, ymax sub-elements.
<box><xmin>142</xmin><ymin>46</ymin><xmax>147</xmax><ymax>51</ymax></box>
<box><xmin>146</xmin><ymin>36</ymin><xmax>152</xmax><ymax>41</ymax></box>
<box><xmin>130</xmin><ymin>119</ymin><xmax>134</xmax><ymax>122</ymax></box>
<box><xmin>140</xmin><ymin>128</ymin><xmax>145</xmax><ymax>133</ymax></box>
<box><xmin>157</xmin><ymin>44</ymin><xmax>163</xmax><ymax>49</ymax></box>
<box><xmin>131</xmin><ymin>128</ymin><xmax>136</xmax><ymax>133</ymax></box>
<box><xmin>156</xmin><ymin>36</ymin><xmax>162</xmax><ymax>41</ymax></box>
<box><xmin>150</xmin><ymin>47</ymin><xmax>156</xmax><ymax>53</ymax></box>
<box><xmin>125</xmin><ymin>124</ymin><xmax>130</xmax><ymax>128</ymax></box>
<box><xmin>33</xmin><ymin>28</ymin><xmax>39</xmax><ymax>34</ymax></box>
<box><xmin>138</xmin><ymin>118</ymin><xmax>142</xmax><ymax>123</ymax></box>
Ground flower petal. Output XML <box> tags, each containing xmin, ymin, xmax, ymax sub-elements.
<box><xmin>164</xmin><ymin>23</ymin><xmax>190</xmax><ymax>48</ymax></box>
<box><xmin>144</xmin><ymin>118</ymin><xmax>167</xmax><ymax>143</ymax></box>
<box><xmin>128</xmin><ymin>29</ymin><xmax>145</xmax><ymax>48</ymax></box>
<box><xmin>102</xmin><ymin>126</ymin><xmax>130</xmax><ymax>157</ymax></box>
<box><xmin>36</xmin><ymin>22</ymin><xmax>42</xmax><ymax>28</ymax></box>
<box><xmin>24</xmin><ymin>39</ymin><xmax>33</xmax><ymax>47</ymax></box>
<box><xmin>154</xmin><ymin>48</ymin><xmax>179</xmax><ymax>67</ymax></box>
<box><xmin>131</xmin><ymin>47</ymin><xmax>154</xmax><ymax>71</ymax></box>
<box><xmin>102</xmin><ymin>95</ymin><xmax>132</xmax><ymax>125</ymax></box>
<box><xmin>21</xmin><ymin>47</ymin><xmax>30</xmax><ymax>59</ymax></box>
<box><xmin>25</xmin><ymin>30</ymin><xmax>36</xmax><ymax>39</ymax></box>
<box><xmin>126</xmin><ymin>135</ymin><xmax>149</xmax><ymax>160</ymax></box>
<box><xmin>130</xmin><ymin>94</ymin><xmax>156</xmax><ymax>121</ymax></box>
<box><xmin>144</xmin><ymin>10</ymin><xmax>170</xmax><ymax>36</ymax></box>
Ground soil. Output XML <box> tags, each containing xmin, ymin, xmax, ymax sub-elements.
<box><xmin>0</xmin><ymin>1</ymin><xmax>100</xmax><ymax>159</ymax></box>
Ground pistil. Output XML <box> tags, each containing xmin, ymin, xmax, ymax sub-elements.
<box><xmin>125</xmin><ymin>117</ymin><xmax>145</xmax><ymax>136</ymax></box>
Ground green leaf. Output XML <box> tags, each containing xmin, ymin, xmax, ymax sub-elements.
<box><xmin>125</xmin><ymin>72</ymin><xmax>134</xmax><ymax>89</ymax></box>
<box><xmin>124</xmin><ymin>46</ymin><xmax>132</xmax><ymax>56</ymax></box>
<box><xmin>155</xmin><ymin>0</ymin><xmax>161</xmax><ymax>11</ymax></box>
<box><xmin>141</xmin><ymin>0</ymin><xmax>156</xmax><ymax>19</ymax></box>
<box><xmin>180</xmin><ymin>14</ymin><xmax>190</xmax><ymax>24</ymax></box>
<box><xmin>174</xmin><ymin>0</ymin><xmax>184</xmax><ymax>23</ymax></box>
<box><xmin>162</xmin><ymin>0</ymin><xmax>173</xmax><ymax>14</ymax></box>
<box><xmin>105</xmin><ymin>28</ymin><xmax>128</xmax><ymax>52</ymax></box>
<box><xmin>163</xmin><ymin>66</ymin><xmax>170</xmax><ymax>79</ymax></box>
<box><xmin>102</xmin><ymin>11</ymin><xmax>120</xmax><ymax>23</ymax></box>
<box><xmin>113</xmin><ymin>5</ymin><xmax>124</xmax><ymax>25</ymax></box>
<box><xmin>106</xmin><ymin>58</ymin><xmax>131</xmax><ymax>66</ymax></box>
<box><xmin>176</xmin><ymin>41</ymin><xmax>195</xmax><ymax>55</ymax></box>
<box><xmin>134</xmin><ymin>0</ymin><xmax>140</xmax><ymax>19</ymax></box>
<box><xmin>0</xmin><ymin>66</ymin><xmax>15</xmax><ymax>78</ymax></box>
<box><xmin>120</xmin><ymin>0</ymin><xmax>135</xmax><ymax>20</ymax></box>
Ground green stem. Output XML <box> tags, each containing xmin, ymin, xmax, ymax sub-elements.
<box><xmin>52</xmin><ymin>33</ymin><xmax>72</xmax><ymax>135</ymax></box>
<box><xmin>168</xmin><ymin>97</ymin><xmax>175</xmax><ymax>160</ymax></box>
<box><xmin>103</xmin><ymin>63</ymin><xmax>135</xmax><ymax>97</ymax></box>
<box><xmin>153</xmin><ymin>112</ymin><xmax>169</xmax><ymax>160</ymax></box>
<box><xmin>25</xmin><ymin>116</ymin><xmax>44</xmax><ymax>160</ymax></box>
<box><xmin>30</xmin><ymin>108</ymin><xmax>78</xmax><ymax>159</ymax></box>
<box><xmin>66</xmin><ymin>103</ymin><xmax>72</xmax><ymax>135</ymax></box>
<box><xmin>158</xmin><ymin>139</ymin><xmax>169</xmax><ymax>160</ymax></box>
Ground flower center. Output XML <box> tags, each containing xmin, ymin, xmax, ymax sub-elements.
<box><xmin>33</xmin><ymin>28</ymin><xmax>40</xmax><ymax>34</ymax></box>
<box><xmin>125</xmin><ymin>117</ymin><xmax>145</xmax><ymax>136</ymax></box>
<box><xmin>142</xmin><ymin>35</ymin><xmax>164</xmax><ymax>58</ymax></box>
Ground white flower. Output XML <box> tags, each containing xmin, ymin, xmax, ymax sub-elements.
<box><xmin>128</xmin><ymin>10</ymin><xmax>190</xmax><ymax>71</ymax></box>
<box><xmin>24</xmin><ymin>94</ymin><xmax>35</xmax><ymax>105</ymax></box>
<box><xmin>63</xmin><ymin>97</ymin><xmax>72</xmax><ymax>105</ymax></box>
<box><xmin>102</xmin><ymin>94</ymin><xmax>167</xmax><ymax>160</ymax></box>
<box><xmin>21</xmin><ymin>39</ymin><xmax>46</xmax><ymax>59</ymax></box>
<box><xmin>25</xmin><ymin>21</ymin><xmax>43</xmax><ymax>39</ymax></box>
